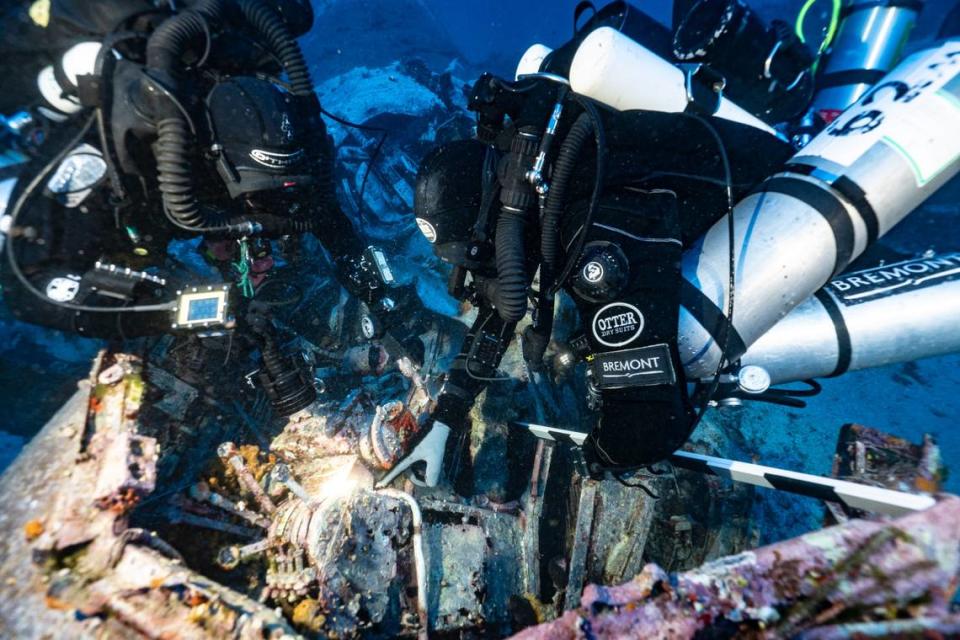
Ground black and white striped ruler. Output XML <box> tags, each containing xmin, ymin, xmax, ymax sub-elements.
<box><xmin>513</xmin><ymin>422</ymin><xmax>935</xmax><ymax>517</ymax></box>
<box><xmin>515</xmin><ymin>421</ymin><xmax>589</xmax><ymax>447</ymax></box>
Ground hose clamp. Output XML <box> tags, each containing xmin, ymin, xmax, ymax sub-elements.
<box><xmin>764</xmin><ymin>40</ymin><xmax>809</xmax><ymax>91</ymax></box>
<box><xmin>682</xmin><ymin>64</ymin><xmax>725</xmax><ymax>116</ymax></box>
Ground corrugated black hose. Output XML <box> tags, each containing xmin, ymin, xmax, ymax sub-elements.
<box><xmin>551</xmin><ymin>96</ymin><xmax>606</xmax><ymax>295</ymax></box>
<box><xmin>523</xmin><ymin>111</ymin><xmax>594</xmax><ymax>364</ymax></box>
<box><xmin>494</xmin><ymin>128</ymin><xmax>541</xmax><ymax>323</ymax></box>
<box><xmin>146</xmin><ymin>0</ymin><xmax>228</xmax><ymax>231</ymax></box>
<box><xmin>146</xmin><ymin>0</ymin><xmax>319</xmax><ymax>235</ymax></box>
<box><xmin>145</xmin><ymin>0</ymin><xmax>225</xmax><ymax>77</ymax></box>
<box><xmin>236</xmin><ymin>0</ymin><xmax>314</xmax><ymax>97</ymax></box>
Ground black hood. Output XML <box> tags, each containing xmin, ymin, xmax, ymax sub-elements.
<box><xmin>414</xmin><ymin>139</ymin><xmax>489</xmax><ymax>264</ymax></box>
<box><xmin>206</xmin><ymin>76</ymin><xmax>316</xmax><ymax>198</ymax></box>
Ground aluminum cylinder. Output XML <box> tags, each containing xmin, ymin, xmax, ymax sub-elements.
<box><xmin>811</xmin><ymin>1</ymin><xmax>920</xmax><ymax>118</ymax></box>
<box><xmin>569</xmin><ymin>27</ymin><xmax>778</xmax><ymax>135</ymax></box>
<box><xmin>679</xmin><ymin>40</ymin><xmax>960</xmax><ymax>380</ymax></box>
<box><xmin>740</xmin><ymin>253</ymin><xmax>960</xmax><ymax>384</ymax></box>
<box><xmin>516</xmin><ymin>44</ymin><xmax>553</xmax><ymax>79</ymax></box>
<box><xmin>36</xmin><ymin>42</ymin><xmax>102</xmax><ymax>119</ymax></box>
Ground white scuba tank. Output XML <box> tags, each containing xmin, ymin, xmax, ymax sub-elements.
<box><xmin>678</xmin><ymin>39</ymin><xmax>960</xmax><ymax>379</ymax></box>
<box><xmin>515</xmin><ymin>44</ymin><xmax>553</xmax><ymax>80</ymax></box>
<box><xmin>36</xmin><ymin>41</ymin><xmax>102</xmax><ymax>121</ymax></box>
<box><xmin>568</xmin><ymin>26</ymin><xmax>778</xmax><ymax>135</ymax></box>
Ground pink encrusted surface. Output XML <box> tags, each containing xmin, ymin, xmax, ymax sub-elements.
<box><xmin>512</xmin><ymin>496</ymin><xmax>960</xmax><ymax>640</ymax></box>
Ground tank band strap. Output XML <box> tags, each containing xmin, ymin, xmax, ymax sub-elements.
<box><xmin>817</xmin><ymin>69</ymin><xmax>889</xmax><ymax>90</ymax></box>
<box><xmin>841</xmin><ymin>0</ymin><xmax>923</xmax><ymax>18</ymax></box>
<box><xmin>830</xmin><ymin>176</ymin><xmax>880</xmax><ymax>245</ymax></box>
<box><xmin>53</xmin><ymin>60</ymin><xmax>77</xmax><ymax>95</ymax></box>
<box><xmin>679</xmin><ymin>279</ymin><xmax>748</xmax><ymax>363</ymax></box>
<box><xmin>785</xmin><ymin>163</ymin><xmax>880</xmax><ymax>246</ymax></box>
<box><xmin>815</xmin><ymin>289</ymin><xmax>853</xmax><ymax>377</ymax></box>
<box><xmin>760</xmin><ymin>176</ymin><xmax>855</xmax><ymax>276</ymax></box>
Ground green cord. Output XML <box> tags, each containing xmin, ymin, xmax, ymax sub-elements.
<box><xmin>823</xmin><ymin>0</ymin><xmax>842</xmax><ymax>52</ymax></box>
<box><xmin>795</xmin><ymin>0</ymin><xmax>817</xmax><ymax>43</ymax></box>
<box><xmin>233</xmin><ymin>238</ymin><xmax>255</xmax><ymax>299</ymax></box>
<box><xmin>795</xmin><ymin>0</ymin><xmax>843</xmax><ymax>70</ymax></box>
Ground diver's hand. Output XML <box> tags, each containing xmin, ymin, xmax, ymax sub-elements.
<box><xmin>376</xmin><ymin>421</ymin><xmax>451</xmax><ymax>488</ymax></box>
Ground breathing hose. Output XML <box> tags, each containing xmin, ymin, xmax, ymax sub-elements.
<box><xmin>494</xmin><ymin>211</ymin><xmax>530</xmax><ymax>323</ymax></box>
<box><xmin>146</xmin><ymin>0</ymin><xmax>226</xmax><ymax>231</ymax></box>
<box><xmin>525</xmin><ymin>111</ymin><xmax>594</xmax><ymax>363</ymax></box>
<box><xmin>236</xmin><ymin>0</ymin><xmax>314</xmax><ymax>97</ymax></box>
<box><xmin>551</xmin><ymin>97</ymin><xmax>606</xmax><ymax>296</ymax></box>
<box><xmin>494</xmin><ymin>128</ymin><xmax>541</xmax><ymax>323</ymax></box>
<box><xmin>541</xmin><ymin>113</ymin><xmax>592</xmax><ymax>290</ymax></box>
<box><xmin>145</xmin><ymin>0</ymin><xmax>319</xmax><ymax>234</ymax></box>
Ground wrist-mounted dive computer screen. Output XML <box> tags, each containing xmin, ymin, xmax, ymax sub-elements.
<box><xmin>365</xmin><ymin>246</ymin><xmax>396</xmax><ymax>286</ymax></box>
<box><xmin>172</xmin><ymin>286</ymin><xmax>232</xmax><ymax>332</ymax></box>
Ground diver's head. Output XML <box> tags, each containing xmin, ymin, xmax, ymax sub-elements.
<box><xmin>207</xmin><ymin>76</ymin><xmax>317</xmax><ymax>207</ymax></box>
<box><xmin>414</xmin><ymin>139</ymin><xmax>488</xmax><ymax>265</ymax></box>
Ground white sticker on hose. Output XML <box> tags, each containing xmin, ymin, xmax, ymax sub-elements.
<box><xmin>800</xmin><ymin>42</ymin><xmax>960</xmax><ymax>183</ymax></box>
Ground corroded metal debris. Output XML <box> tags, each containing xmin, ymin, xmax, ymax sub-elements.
<box><xmin>1</xmin><ymin>330</ymin><xmax>956</xmax><ymax>639</ymax></box>
<box><xmin>511</xmin><ymin>496</ymin><xmax>960</xmax><ymax>639</ymax></box>
<box><xmin>8</xmin><ymin>341</ymin><xmax>956</xmax><ymax>639</ymax></box>
<box><xmin>831</xmin><ymin>423</ymin><xmax>944</xmax><ymax>501</ymax></box>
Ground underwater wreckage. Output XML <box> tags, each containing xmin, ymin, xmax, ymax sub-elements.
<box><xmin>0</xmin><ymin>337</ymin><xmax>955</xmax><ymax>639</ymax></box>
<box><xmin>1</xmin><ymin>0</ymin><xmax>960</xmax><ymax>638</ymax></box>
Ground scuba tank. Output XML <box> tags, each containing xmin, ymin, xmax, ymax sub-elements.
<box><xmin>537</xmin><ymin>0</ymin><xmax>675</xmax><ymax>77</ymax></box>
<box><xmin>35</xmin><ymin>42</ymin><xmax>102</xmax><ymax>121</ymax></box>
<box><xmin>811</xmin><ymin>0</ymin><xmax>922</xmax><ymax>121</ymax></box>
<box><xmin>515</xmin><ymin>1</ymin><xmax>674</xmax><ymax>81</ymax></box>
<box><xmin>568</xmin><ymin>27</ymin><xmax>778</xmax><ymax>135</ymax></box>
<box><xmin>516</xmin><ymin>44</ymin><xmax>553</xmax><ymax>79</ymax></box>
<box><xmin>513</xmin><ymin>2</ymin><xmax>790</xmax><ymax>133</ymax></box>
<box><xmin>739</xmin><ymin>253</ymin><xmax>960</xmax><ymax>385</ymax></box>
<box><xmin>679</xmin><ymin>39</ymin><xmax>960</xmax><ymax>380</ymax></box>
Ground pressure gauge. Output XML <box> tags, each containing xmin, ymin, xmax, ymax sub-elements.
<box><xmin>737</xmin><ymin>365</ymin><xmax>771</xmax><ymax>395</ymax></box>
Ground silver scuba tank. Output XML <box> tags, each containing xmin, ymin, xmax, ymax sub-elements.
<box><xmin>679</xmin><ymin>39</ymin><xmax>960</xmax><ymax>380</ymax></box>
<box><xmin>738</xmin><ymin>253</ymin><xmax>960</xmax><ymax>385</ymax></box>
<box><xmin>810</xmin><ymin>0</ymin><xmax>922</xmax><ymax>120</ymax></box>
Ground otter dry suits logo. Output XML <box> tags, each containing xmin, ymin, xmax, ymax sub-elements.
<box><xmin>592</xmin><ymin>302</ymin><xmax>644</xmax><ymax>347</ymax></box>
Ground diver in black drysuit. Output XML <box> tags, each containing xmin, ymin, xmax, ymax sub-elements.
<box><xmin>0</xmin><ymin>0</ymin><xmax>400</xmax><ymax>342</ymax></box>
<box><xmin>380</xmin><ymin>111</ymin><xmax>793</xmax><ymax>487</ymax></box>
<box><xmin>379</xmin><ymin>1</ymin><xmax>807</xmax><ymax>487</ymax></box>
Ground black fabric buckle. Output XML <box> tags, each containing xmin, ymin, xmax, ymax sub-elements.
<box><xmin>76</xmin><ymin>74</ymin><xmax>102</xmax><ymax>108</ymax></box>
